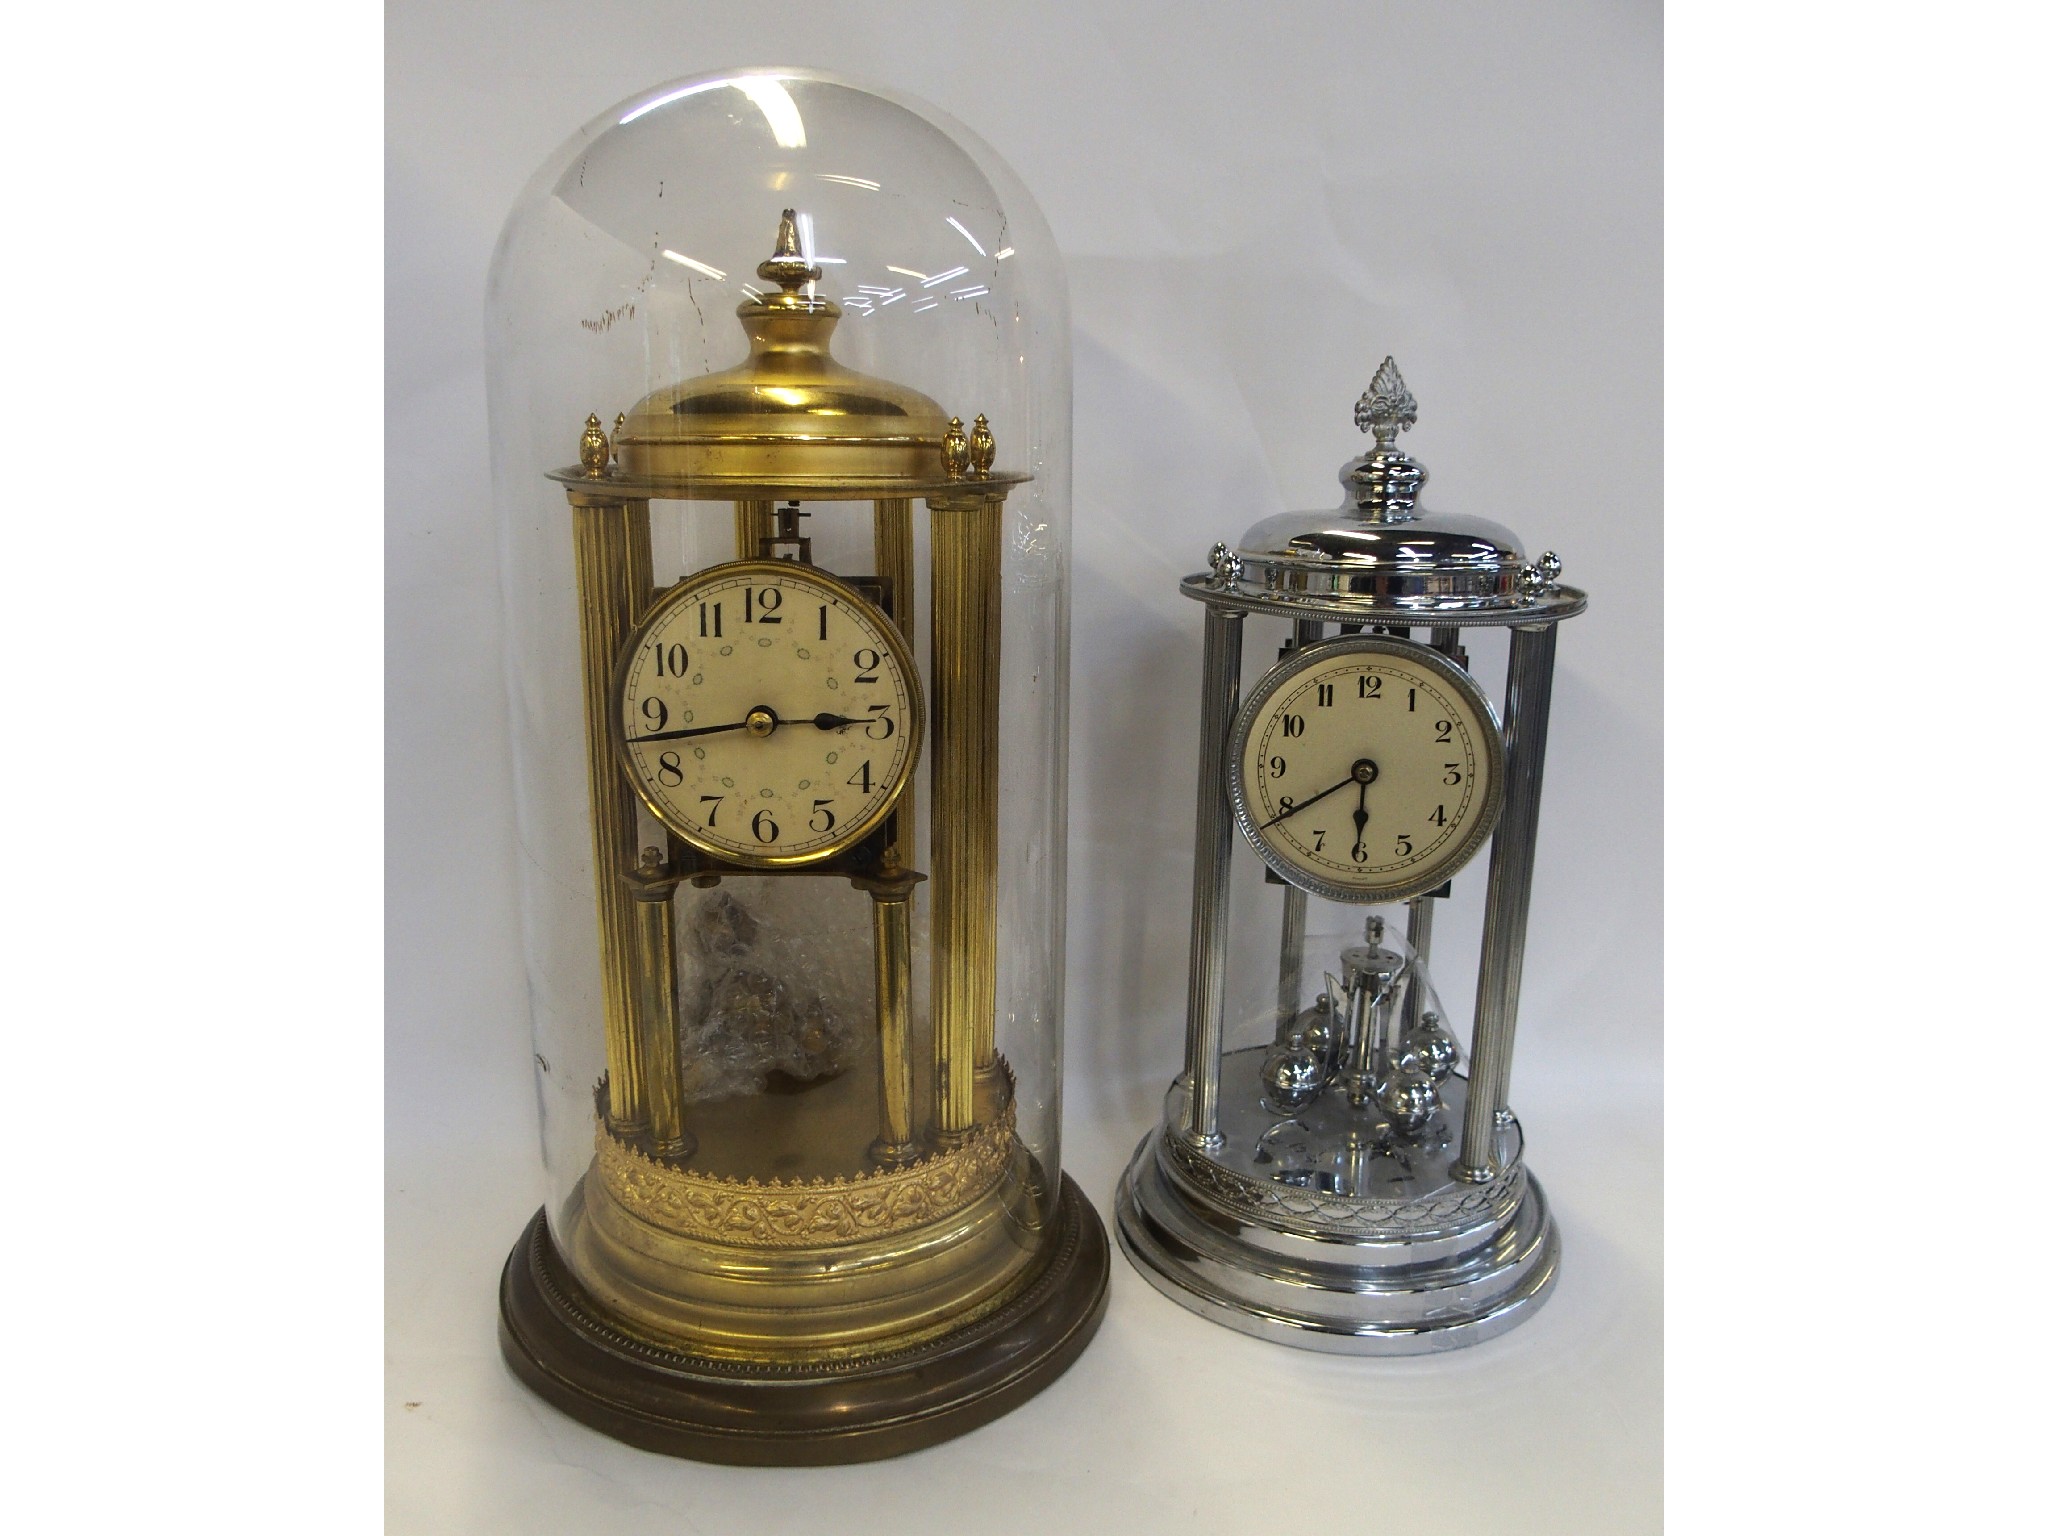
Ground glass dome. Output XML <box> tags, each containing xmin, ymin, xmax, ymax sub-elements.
<box><xmin>485</xmin><ymin>68</ymin><xmax>1104</xmax><ymax>1463</ymax></box>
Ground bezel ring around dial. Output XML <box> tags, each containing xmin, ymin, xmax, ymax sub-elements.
<box><xmin>610</xmin><ymin>558</ymin><xmax>925</xmax><ymax>868</ymax></box>
<box><xmin>1225</xmin><ymin>633</ymin><xmax>1506</xmax><ymax>905</ymax></box>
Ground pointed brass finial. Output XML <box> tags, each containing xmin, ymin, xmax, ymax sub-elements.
<box><xmin>941</xmin><ymin>416</ymin><xmax>969</xmax><ymax>479</ymax></box>
<box><xmin>1354</xmin><ymin>356</ymin><xmax>1419</xmax><ymax>448</ymax></box>
<box><xmin>579</xmin><ymin>412</ymin><xmax>610</xmax><ymax>478</ymax></box>
<box><xmin>967</xmin><ymin>413</ymin><xmax>995</xmax><ymax>478</ymax></box>
<box><xmin>757</xmin><ymin>208</ymin><xmax>823</xmax><ymax>291</ymax></box>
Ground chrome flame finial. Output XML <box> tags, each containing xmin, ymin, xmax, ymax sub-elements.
<box><xmin>1354</xmin><ymin>356</ymin><xmax>1419</xmax><ymax>448</ymax></box>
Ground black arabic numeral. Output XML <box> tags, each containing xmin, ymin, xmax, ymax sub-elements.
<box><xmin>1316</xmin><ymin>682</ymin><xmax>1334</xmax><ymax>707</ymax></box>
<box><xmin>651</xmin><ymin>641</ymin><xmax>689</xmax><ymax>677</ymax></box>
<box><xmin>1434</xmin><ymin>719</ymin><xmax>1453</xmax><ymax>744</ymax></box>
<box><xmin>1407</xmin><ymin>687</ymin><xmax>1417</xmax><ymax>711</ymax></box>
<box><xmin>809</xmin><ymin>799</ymin><xmax>836</xmax><ymax>833</ymax></box>
<box><xmin>1269</xmin><ymin>755</ymin><xmax>1287</xmax><ymax>778</ymax></box>
<box><xmin>848</xmin><ymin>760</ymin><xmax>874</xmax><ymax>792</ymax></box>
<box><xmin>641</xmin><ymin>697</ymin><xmax>669</xmax><ymax>731</ymax></box>
<box><xmin>699</xmin><ymin>794</ymin><xmax>723</xmax><ymax>826</ymax></box>
<box><xmin>853</xmin><ymin>647</ymin><xmax>882</xmax><ymax>684</ymax></box>
<box><xmin>752</xmin><ymin>809</ymin><xmax>779</xmax><ymax>843</ymax></box>
<box><xmin>1396</xmin><ymin>833</ymin><xmax>1414</xmax><ymax>856</ymax></box>
<box><xmin>699</xmin><ymin>602</ymin><xmax>722</xmax><ymax>638</ymax></box>
<box><xmin>1359</xmin><ymin>674</ymin><xmax>1382</xmax><ymax>700</ymax></box>
<box><xmin>1282</xmin><ymin>713</ymin><xmax>1305</xmax><ymax>738</ymax></box>
<box><xmin>819</xmin><ymin>605</ymin><xmax>829</xmax><ymax>640</ymax></box>
<box><xmin>745</xmin><ymin>585</ymin><xmax>782</xmax><ymax>624</ymax></box>
<box><xmin>657</xmin><ymin>751</ymin><xmax>684</xmax><ymax>787</ymax></box>
<box><xmin>1428</xmin><ymin>804</ymin><xmax>1449</xmax><ymax>827</ymax></box>
<box><xmin>865</xmin><ymin>705</ymin><xmax>895</xmax><ymax>739</ymax></box>
<box><xmin>1311</xmin><ymin>829</ymin><xmax>1326</xmax><ymax>852</ymax></box>
<box><xmin>1443</xmin><ymin>763</ymin><xmax>1463</xmax><ymax>785</ymax></box>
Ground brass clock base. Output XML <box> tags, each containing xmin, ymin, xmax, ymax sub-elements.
<box><xmin>497</xmin><ymin>1174</ymin><xmax>1110</xmax><ymax>1464</ymax></box>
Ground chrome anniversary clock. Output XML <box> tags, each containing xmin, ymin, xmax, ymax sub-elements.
<box><xmin>1115</xmin><ymin>356</ymin><xmax>1587</xmax><ymax>1352</ymax></box>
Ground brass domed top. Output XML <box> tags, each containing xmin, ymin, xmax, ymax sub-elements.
<box><xmin>613</xmin><ymin>209</ymin><xmax>950</xmax><ymax>490</ymax></box>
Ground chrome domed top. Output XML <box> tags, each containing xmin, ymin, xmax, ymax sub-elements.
<box><xmin>1223</xmin><ymin>358</ymin><xmax>1559</xmax><ymax>616</ymax></box>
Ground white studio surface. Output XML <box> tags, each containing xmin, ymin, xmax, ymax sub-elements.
<box><xmin>386</xmin><ymin>3</ymin><xmax>1661</xmax><ymax>1530</ymax></box>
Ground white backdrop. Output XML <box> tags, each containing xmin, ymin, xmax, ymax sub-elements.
<box><xmin>387</xmin><ymin>2</ymin><xmax>1660</xmax><ymax>1529</ymax></box>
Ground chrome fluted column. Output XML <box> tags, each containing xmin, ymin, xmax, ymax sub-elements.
<box><xmin>1456</xmin><ymin>621</ymin><xmax>1560</xmax><ymax>1180</ymax></box>
<box><xmin>1183</xmin><ymin>603</ymin><xmax>1245</xmax><ymax>1147</ymax></box>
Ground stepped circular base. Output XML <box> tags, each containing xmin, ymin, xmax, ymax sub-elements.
<box><xmin>1114</xmin><ymin>1128</ymin><xmax>1558</xmax><ymax>1354</ymax></box>
<box><xmin>498</xmin><ymin>1173</ymin><xmax>1110</xmax><ymax>1463</ymax></box>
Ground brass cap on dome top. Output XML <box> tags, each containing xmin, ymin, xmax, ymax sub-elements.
<box><xmin>613</xmin><ymin>209</ymin><xmax>950</xmax><ymax>489</ymax></box>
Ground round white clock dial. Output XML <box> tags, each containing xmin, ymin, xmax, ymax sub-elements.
<box><xmin>614</xmin><ymin>560</ymin><xmax>923</xmax><ymax>867</ymax></box>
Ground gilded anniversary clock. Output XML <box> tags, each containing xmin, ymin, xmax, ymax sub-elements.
<box><xmin>485</xmin><ymin>70</ymin><xmax>1107</xmax><ymax>1461</ymax></box>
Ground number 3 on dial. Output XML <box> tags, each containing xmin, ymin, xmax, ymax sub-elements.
<box><xmin>1226</xmin><ymin>634</ymin><xmax>1505</xmax><ymax>904</ymax></box>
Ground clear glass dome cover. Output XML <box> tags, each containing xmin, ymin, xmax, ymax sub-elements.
<box><xmin>486</xmin><ymin>69</ymin><xmax>1091</xmax><ymax>1425</ymax></box>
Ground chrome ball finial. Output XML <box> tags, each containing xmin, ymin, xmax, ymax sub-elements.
<box><xmin>1379</xmin><ymin>1065</ymin><xmax>1440</xmax><ymax>1138</ymax></box>
<box><xmin>1261</xmin><ymin>1042</ymin><xmax>1325</xmax><ymax>1109</ymax></box>
<box><xmin>1208</xmin><ymin>541</ymin><xmax>1244</xmax><ymax>590</ymax></box>
<box><xmin>1407</xmin><ymin>1011</ymin><xmax>1461</xmax><ymax>1083</ymax></box>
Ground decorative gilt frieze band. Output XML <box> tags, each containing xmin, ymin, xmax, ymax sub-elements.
<box><xmin>596</xmin><ymin>1102</ymin><xmax>1017</xmax><ymax>1248</ymax></box>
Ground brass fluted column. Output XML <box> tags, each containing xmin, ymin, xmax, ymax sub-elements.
<box><xmin>926</xmin><ymin>485</ymin><xmax>1003</xmax><ymax>1140</ymax></box>
<box><xmin>735</xmin><ymin>498</ymin><xmax>775</xmax><ymax>559</ymax></box>
<box><xmin>856</xmin><ymin>856</ymin><xmax>925</xmax><ymax>1166</ymax></box>
<box><xmin>873</xmin><ymin>497</ymin><xmax>917</xmax><ymax>866</ymax></box>
<box><xmin>567</xmin><ymin>481</ymin><xmax>656</xmax><ymax>1133</ymax></box>
<box><xmin>629</xmin><ymin>851</ymin><xmax>692</xmax><ymax>1158</ymax></box>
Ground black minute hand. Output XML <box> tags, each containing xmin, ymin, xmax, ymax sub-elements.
<box><xmin>622</xmin><ymin>718</ymin><xmax>753</xmax><ymax>744</ymax></box>
<box><xmin>1259</xmin><ymin>775</ymin><xmax>1352</xmax><ymax>830</ymax></box>
<box><xmin>625</xmin><ymin>710</ymin><xmax>859</xmax><ymax>745</ymax></box>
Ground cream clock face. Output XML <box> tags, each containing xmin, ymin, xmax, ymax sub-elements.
<box><xmin>1228</xmin><ymin>635</ymin><xmax>1505</xmax><ymax>904</ymax></box>
<box><xmin>614</xmin><ymin>560</ymin><xmax>923</xmax><ymax>867</ymax></box>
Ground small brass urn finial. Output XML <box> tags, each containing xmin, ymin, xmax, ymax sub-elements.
<box><xmin>941</xmin><ymin>416</ymin><xmax>969</xmax><ymax>479</ymax></box>
<box><xmin>758</xmin><ymin>208</ymin><xmax>823</xmax><ymax>291</ymax></box>
<box><xmin>967</xmin><ymin>413</ymin><xmax>995</xmax><ymax>478</ymax></box>
<box><xmin>579</xmin><ymin>412</ymin><xmax>610</xmax><ymax>478</ymax></box>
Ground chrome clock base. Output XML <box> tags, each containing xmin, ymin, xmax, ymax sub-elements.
<box><xmin>1114</xmin><ymin>1058</ymin><xmax>1559</xmax><ymax>1354</ymax></box>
